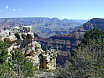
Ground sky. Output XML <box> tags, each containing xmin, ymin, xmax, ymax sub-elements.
<box><xmin>0</xmin><ymin>0</ymin><xmax>104</xmax><ymax>19</ymax></box>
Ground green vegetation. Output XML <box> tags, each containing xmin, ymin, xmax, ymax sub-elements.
<box><xmin>56</xmin><ymin>28</ymin><xmax>104</xmax><ymax>78</ymax></box>
<box><xmin>0</xmin><ymin>41</ymin><xmax>35</xmax><ymax>78</ymax></box>
<box><xmin>0</xmin><ymin>41</ymin><xmax>8</xmax><ymax>63</ymax></box>
<box><xmin>10</xmin><ymin>49</ymin><xmax>34</xmax><ymax>78</ymax></box>
<box><xmin>0</xmin><ymin>40</ymin><xmax>13</xmax><ymax>78</ymax></box>
<box><xmin>0</xmin><ymin>62</ymin><xmax>14</xmax><ymax>78</ymax></box>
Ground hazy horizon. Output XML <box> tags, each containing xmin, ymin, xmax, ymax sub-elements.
<box><xmin>0</xmin><ymin>16</ymin><xmax>90</xmax><ymax>20</ymax></box>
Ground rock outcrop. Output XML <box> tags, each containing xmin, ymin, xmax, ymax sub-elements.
<box><xmin>0</xmin><ymin>26</ymin><xmax>57</xmax><ymax>71</ymax></box>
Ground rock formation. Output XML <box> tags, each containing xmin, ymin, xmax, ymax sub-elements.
<box><xmin>0</xmin><ymin>26</ymin><xmax>57</xmax><ymax>71</ymax></box>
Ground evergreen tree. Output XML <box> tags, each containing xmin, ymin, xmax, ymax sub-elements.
<box><xmin>0</xmin><ymin>40</ymin><xmax>8</xmax><ymax>63</ymax></box>
<box><xmin>0</xmin><ymin>41</ymin><xmax>35</xmax><ymax>78</ymax></box>
<box><xmin>10</xmin><ymin>49</ymin><xmax>34</xmax><ymax>78</ymax></box>
<box><xmin>0</xmin><ymin>41</ymin><xmax>14</xmax><ymax>78</ymax></box>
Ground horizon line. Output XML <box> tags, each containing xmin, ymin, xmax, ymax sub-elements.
<box><xmin>0</xmin><ymin>16</ymin><xmax>91</xmax><ymax>20</ymax></box>
<box><xmin>0</xmin><ymin>16</ymin><xmax>104</xmax><ymax>20</ymax></box>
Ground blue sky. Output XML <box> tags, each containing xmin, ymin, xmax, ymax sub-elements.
<box><xmin>0</xmin><ymin>0</ymin><xmax>104</xmax><ymax>19</ymax></box>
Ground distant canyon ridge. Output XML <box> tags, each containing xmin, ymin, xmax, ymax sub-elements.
<box><xmin>0</xmin><ymin>17</ymin><xmax>87</xmax><ymax>38</ymax></box>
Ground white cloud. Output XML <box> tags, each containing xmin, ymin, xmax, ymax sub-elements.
<box><xmin>12</xmin><ymin>8</ymin><xmax>22</xmax><ymax>12</ymax></box>
<box><xmin>12</xmin><ymin>9</ymin><xmax>16</xmax><ymax>11</ymax></box>
<box><xmin>5</xmin><ymin>5</ymin><xmax>8</xmax><ymax>9</ymax></box>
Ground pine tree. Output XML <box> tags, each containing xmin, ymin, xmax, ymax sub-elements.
<box><xmin>0</xmin><ymin>41</ymin><xmax>14</xmax><ymax>78</ymax></box>
<box><xmin>10</xmin><ymin>49</ymin><xmax>34</xmax><ymax>78</ymax></box>
<box><xmin>0</xmin><ymin>40</ymin><xmax>8</xmax><ymax>63</ymax></box>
